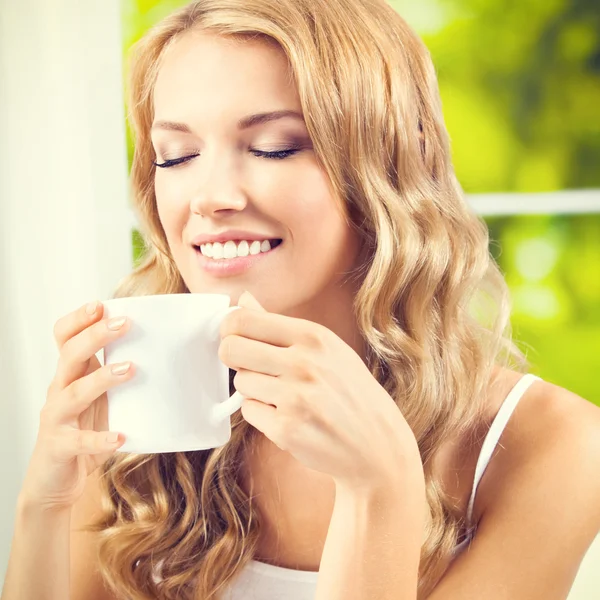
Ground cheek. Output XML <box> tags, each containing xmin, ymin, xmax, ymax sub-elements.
<box><xmin>286</xmin><ymin>176</ymin><xmax>355</xmax><ymax>264</ymax></box>
<box><xmin>292</xmin><ymin>171</ymin><xmax>343</xmax><ymax>236</ymax></box>
<box><xmin>155</xmin><ymin>180</ymin><xmax>186</xmax><ymax>245</ymax></box>
<box><xmin>154</xmin><ymin>173</ymin><xmax>170</xmax><ymax>203</ymax></box>
<box><xmin>154</xmin><ymin>172</ymin><xmax>192</xmax><ymax>213</ymax></box>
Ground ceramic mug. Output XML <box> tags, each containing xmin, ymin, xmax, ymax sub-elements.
<box><xmin>101</xmin><ymin>293</ymin><xmax>243</xmax><ymax>453</ymax></box>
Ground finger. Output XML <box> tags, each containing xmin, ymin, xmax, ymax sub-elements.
<box><xmin>219</xmin><ymin>334</ymin><xmax>285</xmax><ymax>376</ymax></box>
<box><xmin>53</xmin><ymin>427</ymin><xmax>124</xmax><ymax>461</ymax></box>
<box><xmin>220</xmin><ymin>307</ymin><xmax>326</xmax><ymax>349</ymax></box>
<box><xmin>59</xmin><ymin>361</ymin><xmax>135</xmax><ymax>422</ymax></box>
<box><xmin>54</xmin><ymin>314</ymin><xmax>130</xmax><ymax>390</ymax></box>
<box><xmin>53</xmin><ymin>301</ymin><xmax>104</xmax><ymax>351</ymax></box>
<box><xmin>240</xmin><ymin>397</ymin><xmax>278</xmax><ymax>438</ymax></box>
<box><xmin>233</xmin><ymin>368</ymin><xmax>283</xmax><ymax>408</ymax></box>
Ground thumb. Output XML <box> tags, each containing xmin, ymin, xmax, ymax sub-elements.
<box><xmin>238</xmin><ymin>290</ymin><xmax>265</xmax><ymax>311</ymax></box>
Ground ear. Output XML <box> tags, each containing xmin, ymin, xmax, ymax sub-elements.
<box><xmin>237</xmin><ymin>290</ymin><xmax>266</xmax><ymax>312</ymax></box>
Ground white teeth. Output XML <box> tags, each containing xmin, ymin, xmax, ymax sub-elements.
<box><xmin>249</xmin><ymin>241</ymin><xmax>261</xmax><ymax>255</ymax></box>
<box><xmin>223</xmin><ymin>240</ymin><xmax>238</xmax><ymax>259</ymax></box>
<box><xmin>199</xmin><ymin>239</ymin><xmax>278</xmax><ymax>260</ymax></box>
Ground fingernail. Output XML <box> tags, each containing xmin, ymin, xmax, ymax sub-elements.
<box><xmin>107</xmin><ymin>316</ymin><xmax>127</xmax><ymax>330</ymax></box>
<box><xmin>86</xmin><ymin>301</ymin><xmax>98</xmax><ymax>315</ymax></box>
<box><xmin>111</xmin><ymin>362</ymin><xmax>131</xmax><ymax>376</ymax></box>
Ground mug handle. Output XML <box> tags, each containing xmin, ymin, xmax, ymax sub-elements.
<box><xmin>210</xmin><ymin>390</ymin><xmax>245</xmax><ymax>425</ymax></box>
<box><xmin>209</xmin><ymin>304</ymin><xmax>245</xmax><ymax>425</ymax></box>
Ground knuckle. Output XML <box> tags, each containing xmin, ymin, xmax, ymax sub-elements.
<box><xmin>46</xmin><ymin>379</ymin><xmax>58</xmax><ymax>398</ymax></box>
<box><xmin>303</xmin><ymin>324</ymin><xmax>329</xmax><ymax>350</ymax></box>
<box><xmin>75</xmin><ymin>430</ymin><xmax>85</xmax><ymax>454</ymax></box>
<box><xmin>60</xmin><ymin>336</ymin><xmax>75</xmax><ymax>364</ymax></box>
<box><xmin>39</xmin><ymin>401</ymin><xmax>53</xmax><ymax>424</ymax></box>
<box><xmin>294</xmin><ymin>394</ymin><xmax>310</xmax><ymax>419</ymax></box>
<box><xmin>290</xmin><ymin>353</ymin><xmax>317</xmax><ymax>383</ymax></box>
<box><xmin>63</xmin><ymin>379</ymin><xmax>83</xmax><ymax>407</ymax></box>
<box><xmin>289</xmin><ymin>393</ymin><xmax>314</xmax><ymax>425</ymax></box>
<box><xmin>52</xmin><ymin>318</ymin><xmax>66</xmax><ymax>346</ymax></box>
<box><xmin>286</xmin><ymin>390</ymin><xmax>303</xmax><ymax>411</ymax></box>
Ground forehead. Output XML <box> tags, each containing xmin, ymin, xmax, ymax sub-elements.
<box><xmin>153</xmin><ymin>32</ymin><xmax>299</xmax><ymax>118</ymax></box>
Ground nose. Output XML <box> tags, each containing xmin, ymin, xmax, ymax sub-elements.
<box><xmin>189</xmin><ymin>149</ymin><xmax>248</xmax><ymax>216</ymax></box>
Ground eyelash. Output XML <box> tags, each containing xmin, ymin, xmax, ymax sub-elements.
<box><xmin>152</xmin><ymin>148</ymin><xmax>300</xmax><ymax>169</ymax></box>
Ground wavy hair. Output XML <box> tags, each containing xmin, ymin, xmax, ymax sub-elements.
<box><xmin>79</xmin><ymin>1</ymin><xmax>529</xmax><ymax>598</ymax></box>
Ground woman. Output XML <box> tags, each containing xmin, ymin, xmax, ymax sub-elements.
<box><xmin>6</xmin><ymin>1</ymin><xmax>600</xmax><ymax>599</ymax></box>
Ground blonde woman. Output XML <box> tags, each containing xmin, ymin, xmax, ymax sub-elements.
<box><xmin>3</xmin><ymin>1</ymin><xmax>600</xmax><ymax>599</ymax></box>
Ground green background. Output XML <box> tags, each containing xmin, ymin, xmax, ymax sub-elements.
<box><xmin>122</xmin><ymin>0</ymin><xmax>600</xmax><ymax>405</ymax></box>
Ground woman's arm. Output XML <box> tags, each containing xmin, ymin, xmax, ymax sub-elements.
<box><xmin>316</xmin><ymin>458</ymin><xmax>427</xmax><ymax>600</ymax></box>
<box><xmin>1</xmin><ymin>495</ymin><xmax>71</xmax><ymax>600</ymax></box>
<box><xmin>315</xmin><ymin>385</ymin><xmax>600</xmax><ymax>600</ymax></box>
<box><xmin>426</xmin><ymin>389</ymin><xmax>600</xmax><ymax>600</ymax></box>
<box><xmin>2</xmin><ymin>469</ymin><xmax>119</xmax><ymax>600</ymax></box>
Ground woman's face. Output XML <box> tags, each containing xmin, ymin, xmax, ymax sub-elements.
<box><xmin>151</xmin><ymin>31</ymin><xmax>362</xmax><ymax>319</ymax></box>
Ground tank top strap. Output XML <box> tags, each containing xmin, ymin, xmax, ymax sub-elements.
<box><xmin>464</xmin><ymin>373</ymin><xmax>543</xmax><ymax>528</ymax></box>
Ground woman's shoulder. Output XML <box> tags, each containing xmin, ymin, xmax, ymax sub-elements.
<box><xmin>486</xmin><ymin>371</ymin><xmax>600</xmax><ymax>473</ymax></box>
<box><xmin>475</xmin><ymin>370</ymin><xmax>600</xmax><ymax>526</ymax></box>
<box><xmin>485</xmin><ymin>369</ymin><xmax>600</xmax><ymax>453</ymax></box>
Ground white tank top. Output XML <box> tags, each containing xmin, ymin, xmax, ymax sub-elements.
<box><xmin>153</xmin><ymin>373</ymin><xmax>542</xmax><ymax>599</ymax></box>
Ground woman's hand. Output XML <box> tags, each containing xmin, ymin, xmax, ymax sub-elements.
<box><xmin>20</xmin><ymin>301</ymin><xmax>133</xmax><ymax>512</ymax></box>
<box><xmin>219</xmin><ymin>291</ymin><xmax>423</xmax><ymax>492</ymax></box>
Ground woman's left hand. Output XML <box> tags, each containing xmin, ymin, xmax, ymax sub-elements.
<box><xmin>219</xmin><ymin>291</ymin><xmax>424</xmax><ymax>491</ymax></box>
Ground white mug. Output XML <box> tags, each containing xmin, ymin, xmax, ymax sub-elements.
<box><xmin>101</xmin><ymin>293</ymin><xmax>243</xmax><ymax>453</ymax></box>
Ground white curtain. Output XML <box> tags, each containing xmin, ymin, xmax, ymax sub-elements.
<box><xmin>0</xmin><ymin>0</ymin><xmax>132</xmax><ymax>587</ymax></box>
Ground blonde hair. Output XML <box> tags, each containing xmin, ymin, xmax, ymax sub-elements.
<box><xmin>80</xmin><ymin>1</ymin><xmax>529</xmax><ymax>598</ymax></box>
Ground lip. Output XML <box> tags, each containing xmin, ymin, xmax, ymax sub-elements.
<box><xmin>191</xmin><ymin>230</ymin><xmax>281</xmax><ymax>246</ymax></box>
<box><xmin>194</xmin><ymin>240</ymin><xmax>283</xmax><ymax>277</ymax></box>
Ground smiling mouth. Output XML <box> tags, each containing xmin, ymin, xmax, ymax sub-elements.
<box><xmin>193</xmin><ymin>238</ymin><xmax>283</xmax><ymax>257</ymax></box>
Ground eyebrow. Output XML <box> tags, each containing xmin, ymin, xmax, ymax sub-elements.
<box><xmin>151</xmin><ymin>110</ymin><xmax>305</xmax><ymax>133</ymax></box>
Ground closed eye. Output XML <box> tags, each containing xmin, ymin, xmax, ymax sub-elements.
<box><xmin>152</xmin><ymin>147</ymin><xmax>301</xmax><ymax>169</ymax></box>
<box><xmin>152</xmin><ymin>154</ymin><xmax>199</xmax><ymax>168</ymax></box>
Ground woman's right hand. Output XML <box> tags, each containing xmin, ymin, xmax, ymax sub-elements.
<box><xmin>19</xmin><ymin>300</ymin><xmax>136</xmax><ymax>512</ymax></box>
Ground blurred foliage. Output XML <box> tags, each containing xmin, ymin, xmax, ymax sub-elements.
<box><xmin>393</xmin><ymin>0</ymin><xmax>600</xmax><ymax>193</ymax></box>
<box><xmin>123</xmin><ymin>0</ymin><xmax>600</xmax><ymax>404</ymax></box>
<box><xmin>486</xmin><ymin>214</ymin><xmax>600</xmax><ymax>405</ymax></box>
